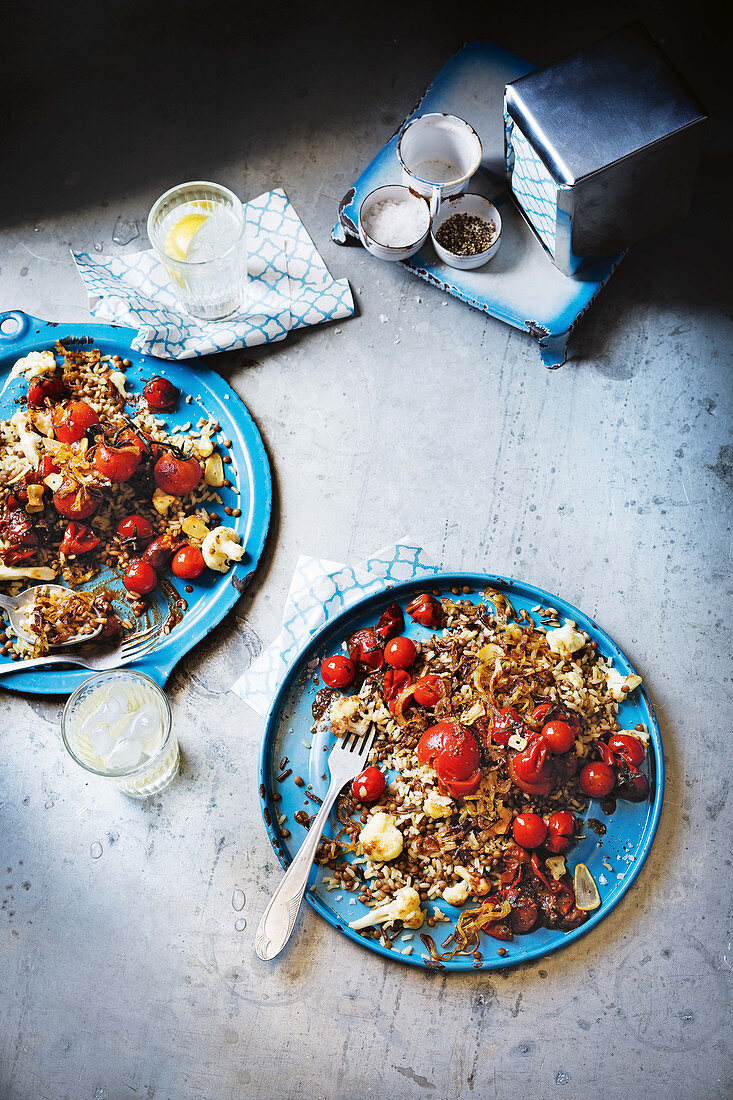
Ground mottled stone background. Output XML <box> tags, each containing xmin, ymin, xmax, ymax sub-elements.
<box><xmin>1</xmin><ymin>1</ymin><xmax>731</xmax><ymax>1097</ymax></box>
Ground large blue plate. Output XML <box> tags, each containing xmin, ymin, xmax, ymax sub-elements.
<box><xmin>0</xmin><ymin>310</ymin><xmax>271</xmax><ymax>695</ymax></box>
<box><xmin>259</xmin><ymin>572</ymin><xmax>664</xmax><ymax>971</ymax></box>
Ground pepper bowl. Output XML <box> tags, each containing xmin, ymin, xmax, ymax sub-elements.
<box><xmin>430</xmin><ymin>193</ymin><xmax>502</xmax><ymax>270</ymax></box>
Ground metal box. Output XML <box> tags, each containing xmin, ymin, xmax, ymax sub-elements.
<box><xmin>504</xmin><ymin>23</ymin><xmax>707</xmax><ymax>275</ymax></box>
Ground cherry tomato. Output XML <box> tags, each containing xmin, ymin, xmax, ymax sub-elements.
<box><xmin>51</xmin><ymin>400</ymin><xmax>99</xmax><ymax>444</ymax></box>
<box><xmin>384</xmin><ymin>636</ymin><xmax>417</xmax><ymax>669</ymax></box>
<box><xmin>27</xmin><ymin>375</ymin><xmax>69</xmax><ymax>406</ymax></box>
<box><xmin>59</xmin><ymin>522</ymin><xmax>100</xmax><ymax>556</ymax></box>
<box><xmin>94</xmin><ymin>440</ymin><xmax>142</xmax><ymax>483</ymax></box>
<box><xmin>350</xmin><ymin>766</ymin><xmax>386</xmax><ymax>804</ymax></box>
<box><xmin>512</xmin><ymin>813</ymin><xmax>548</xmax><ymax>849</ymax></box>
<box><xmin>320</xmin><ymin>655</ymin><xmax>356</xmax><ymax>690</ymax></box>
<box><xmin>347</xmin><ymin>628</ymin><xmax>384</xmax><ymax>672</ymax></box>
<box><xmin>375</xmin><ymin>603</ymin><xmax>404</xmax><ymax>643</ymax></box>
<box><xmin>382</xmin><ymin>669</ymin><xmax>411</xmax><ymax>714</ymax></box>
<box><xmin>123</xmin><ymin>558</ymin><xmax>158</xmax><ymax>596</ymax></box>
<box><xmin>53</xmin><ymin>485</ymin><xmax>99</xmax><ymax>520</ymax></box>
<box><xmin>542</xmin><ymin>719</ymin><xmax>575</xmax><ymax>754</ymax></box>
<box><xmin>545</xmin><ymin>810</ymin><xmax>575</xmax><ymax>853</ymax></box>
<box><xmin>491</xmin><ymin>706</ymin><xmax>526</xmax><ymax>747</ymax></box>
<box><xmin>579</xmin><ymin>761</ymin><xmax>615</xmax><ymax>798</ymax></box>
<box><xmin>142</xmin><ymin>534</ymin><xmax>181</xmax><ymax>572</ymax></box>
<box><xmin>608</xmin><ymin>733</ymin><xmax>645</xmax><ymax>767</ymax></box>
<box><xmin>116</xmin><ymin>514</ymin><xmax>154</xmax><ymax>544</ymax></box>
<box><xmin>143</xmin><ymin>376</ymin><xmax>180</xmax><ymax>412</ymax></box>
<box><xmin>615</xmin><ymin>764</ymin><xmax>650</xmax><ymax>802</ymax></box>
<box><xmin>413</xmin><ymin>674</ymin><xmax>444</xmax><ymax>708</ymax></box>
<box><xmin>172</xmin><ymin>544</ymin><xmax>205</xmax><ymax>580</ymax></box>
<box><xmin>406</xmin><ymin>592</ymin><xmax>443</xmax><ymax>628</ymax></box>
<box><xmin>508</xmin><ymin>739</ymin><xmax>553</xmax><ymax>796</ymax></box>
<box><xmin>119</xmin><ymin>426</ymin><xmax>157</xmax><ymax>457</ymax></box>
<box><xmin>153</xmin><ymin>453</ymin><xmax>201</xmax><ymax>496</ymax></box>
<box><xmin>530</xmin><ymin>701</ymin><xmax>553</xmax><ymax>724</ymax></box>
<box><xmin>417</xmin><ymin>720</ymin><xmax>482</xmax><ymax>798</ymax></box>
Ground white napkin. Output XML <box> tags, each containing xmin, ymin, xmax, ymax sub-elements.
<box><xmin>72</xmin><ymin>189</ymin><xmax>354</xmax><ymax>360</ymax></box>
<box><xmin>233</xmin><ymin>540</ymin><xmax>439</xmax><ymax>717</ymax></box>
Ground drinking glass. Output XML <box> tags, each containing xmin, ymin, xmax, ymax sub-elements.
<box><xmin>147</xmin><ymin>180</ymin><xmax>246</xmax><ymax>320</ymax></box>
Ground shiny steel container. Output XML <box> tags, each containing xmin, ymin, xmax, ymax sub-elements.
<box><xmin>504</xmin><ymin>23</ymin><xmax>707</xmax><ymax>276</ymax></box>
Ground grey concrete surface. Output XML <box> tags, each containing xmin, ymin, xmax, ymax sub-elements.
<box><xmin>1</xmin><ymin>2</ymin><xmax>731</xmax><ymax>1098</ymax></box>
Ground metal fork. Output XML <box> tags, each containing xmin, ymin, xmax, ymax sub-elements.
<box><xmin>0</xmin><ymin>623</ymin><xmax>159</xmax><ymax>676</ymax></box>
<box><xmin>255</xmin><ymin>723</ymin><xmax>378</xmax><ymax>961</ymax></box>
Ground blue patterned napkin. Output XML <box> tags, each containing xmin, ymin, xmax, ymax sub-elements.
<box><xmin>233</xmin><ymin>541</ymin><xmax>439</xmax><ymax>716</ymax></box>
<box><xmin>73</xmin><ymin>189</ymin><xmax>354</xmax><ymax>360</ymax></box>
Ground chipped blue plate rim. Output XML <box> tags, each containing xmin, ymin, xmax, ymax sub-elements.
<box><xmin>259</xmin><ymin>572</ymin><xmax>664</xmax><ymax>971</ymax></box>
<box><xmin>0</xmin><ymin>310</ymin><xmax>272</xmax><ymax>695</ymax></box>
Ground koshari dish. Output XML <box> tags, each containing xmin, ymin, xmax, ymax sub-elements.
<box><xmin>307</xmin><ymin>588</ymin><xmax>650</xmax><ymax>960</ymax></box>
<box><xmin>0</xmin><ymin>342</ymin><xmax>245</xmax><ymax>661</ymax></box>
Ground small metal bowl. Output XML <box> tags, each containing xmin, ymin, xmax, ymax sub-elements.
<box><xmin>430</xmin><ymin>193</ymin><xmax>502</xmax><ymax>270</ymax></box>
<box><xmin>358</xmin><ymin>185</ymin><xmax>431</xmax><ymax>262</ymax></box>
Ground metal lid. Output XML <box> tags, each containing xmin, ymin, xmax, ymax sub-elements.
<box><xmin>505</xmin><ymin>23</ymin><xmax>707</xmax><ymax>186</ymax></box>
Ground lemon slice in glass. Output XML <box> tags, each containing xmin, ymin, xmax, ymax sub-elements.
<box><xmin>164</xmin><ymin>212</ymin><xmax>209</xmax><ymax>262</ymax></box>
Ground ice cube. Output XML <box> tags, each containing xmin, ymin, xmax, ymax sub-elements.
<box><xmin>89</xmin><ymin>727</ymin><xmax>115</xmax><ymax>758</ymax></box>
<box><xmin>123</xmin><ymin>704</ymin><xmax>162</xmax><ymax>753</ymax></box>
<box><xmin>104</xmin><ymin>737</ymin><xmax>144</xmax><ymax>771</ymax></box>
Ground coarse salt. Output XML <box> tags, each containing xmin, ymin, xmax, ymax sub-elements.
<box><xmin>362</xmin><ymin>197</ymin><xmax>428</xmax><ymax>247</ymax></box>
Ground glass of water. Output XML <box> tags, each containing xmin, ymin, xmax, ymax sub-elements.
<box><xmin>62</xmin><ymin>671</ymin><xmax>179</xmax><ymax>798</ymax></box>
<box><xmin>147</xmin><ymin>180</ymin><xmax>246</xmax><ymax>320</ymax></box>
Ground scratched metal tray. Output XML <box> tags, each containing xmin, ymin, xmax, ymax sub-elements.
<box><xmin>333</xmin><ymin>41</ymin><xmax>623</xmax><ymax>368</ymax></box>
<box><xmin>259</xmin><ymin>572</ymin><xmax>664</xmax><ymax>971</ymax></box>
<box><xmin>0</xmin><ymin>310</ymin><xmax>271</xmax><ymax>695</ymax></box>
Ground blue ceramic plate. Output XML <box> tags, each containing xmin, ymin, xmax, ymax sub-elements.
<box><xmin>259</xmin><ymin>572</ymin><xmax>663</xmax><ymax>971</ymax></box>
<box><xmin>0</xmin><ymin>310</ymin><xmax>271</xmax><ymax>695</ymax></box>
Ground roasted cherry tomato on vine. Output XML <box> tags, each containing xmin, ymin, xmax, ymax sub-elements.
<box><xmin>608</xmin><ymin>733</ymin><xmax>645</xmax><ymax>767</ymax></box>
<box><xmin>413</xmin><ymin>674</ymin><xmax>444</xmax><ymax>708</ymax></box>
<box><xmin>94</xmin><ymin>440</ymin><xmax>142</xmax><ymax>483</ymax></box>
<box><xmin>542</xmin><ymin>718</ymin><xmax>576</xmax><ymax>755</ymax></box>
<box><xmin>512</xmin><ymin>812</ymin><xmax>548</xmax><ymax>849</ymax></box>
<box><xmin>579</xmin><ymin>761</ymin><xmax>615</xmax><ymax>798</ymax></box>
<box><xmin>116</xmin><ymin>514</ymin><xmax>154</xmax><ymax>544</ymax></box>
<box><xmin>142</xmin><ymin>376</ymin><xmax>180</xmax><ymax>412</ymax></box>
<box><xmin>347</xmin><ymin>627</ymin><xmax>384</xmax><ymax>672</ymax></box>
<box><xmin>417</xmin><ymin>720</ymin><xmax>482</xmax><ymax>798</ymax></box>
<box><xmin>172</xmin><ymin>544</ymin><xmax>205</xmax><ymax>580</ymax></box>
<box><xmin>53</xmin><ymin>485</ymin><xmax>99</xmax><ymax>521</ymax></box>
<box><xmin>123</xmin><ymin>558</ymin><xmax>158</xmax><ymax>596</ymax></box>
<box><xmin>153</xmin><ymin>453</ymin><xmax>201</xmax><ymax>496</ymax></box>
<box><xmin>320</xmin><ymin>655</ymin><xmax>356</xmax><ymax>690</ymax></box>
<box><xmin>142</xmin><ymin>534</ymin><xmax>181</xmax><ymax>572</ymax></box>
<box><xmin>382</xmin><ymin>668</ymin><xmax>411</xmax><ymax>714</ymax></box>
<box><xmin>530</xmin><ymin>701</ymin><xmax>553</xmax><ymax>724</ymax></box>
<box><xmin>59</xmin><ymin>522</ymin><xmax>100</xmax><ymax>556</ymax></box>
<box><xmin>51</xmin><ymin>400</ymin><xmax>99</xmax><ymax>444</ymax></box>
<box><xmin>545</xmin><ymin>810</ymin><xmax>575</xmax><ymax>853</ymax></box>
<box><xmin>384</xmin><ymin>636</ymin><xmax>417</xmax><ymax>669</ymax></box>
<box><xmin>491</xmin><ymin>706</ymin><xmax>525</xmax><ymax>747</ymax></box>
<box><xmin>405</xmin><ymin>592</ymin><xmax>443</xmax><ymax>628</ymax></box>
<box><xmin>27</xmin><ymin>375</ymin><xmax>69</xmax><ymax>407</ymax></box>
<box><xmin>350</xmin><ymin>766</ymin><xmax>386</xmax><ymax>804</ymax></box>
<box><xmin>37</xmin><ymin>455</ymin><xmax>61</xmax><ymax>481</ymax></box>
<box><xmin>614</xmin><ymin>762</ymin><xmax>650</xmax><ymax>802</ymax></box>
<box><xmin>375</xmin><ymin>603</ymin><xmax>404</xmax><ymax>643</ymax></box>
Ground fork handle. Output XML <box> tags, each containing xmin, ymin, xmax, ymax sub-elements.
<box><xmin>255</xmin><ymin>776</ymin><xmax>344</xmax><ymax>961</ymax></box>
<box><xmin>0</xmin><ymin>654</ymin><xmax>81</xmax><ymax>675</ymax></box>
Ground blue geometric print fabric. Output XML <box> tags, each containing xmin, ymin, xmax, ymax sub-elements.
<box><xmin>232</xmin><ymin>541</ymin><xmax>439</xmax><ymax>716</ymax></box>
<box><xmin>505</xmin><ymin>117</ymin><xmax>559</xmax><ymax>254</ymax></box>
<box><xmin>73</xmin><ymin>189</ymin><xmax>354</xmax><ymax>360</ymax></box>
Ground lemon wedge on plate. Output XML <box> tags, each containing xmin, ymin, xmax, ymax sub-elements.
<box><xmin>164</xmin><ymin>211</ymin><xmax>209</xmax><ymax>261</ymax></box>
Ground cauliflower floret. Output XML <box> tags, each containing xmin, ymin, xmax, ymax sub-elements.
<box><xmin>329</xmin><ymin>695</ymin><xmax>361</xmax><ymax>736</ymax></box>
<box><xmin>10</xmin><ymin>410</ymin><xmax>43</xmax><ymax>468</ymax></box>
<box><xmin>442</xmin><ymin>866</ymin><xmax>474</xmax><ymax>906</ymax></box>
<box><xmin>201</xmin><ymin>526</ymin><xmax>244</xmax><ymax>573</ymax></box>
<box><xmin>348</xmin><ymin>885</ymin><xmax>424</xmax><ymax>931</ymax></box>
<box><xmin>546</xmin><ymin>620</ymin><xmax>586</xmax><ymax>659</ymax></box>
<box><xmin>108</xmin><ymin>370</ymin><xmax>128</xmax><ymax>400</ymax></box>
<box><xmin>359</xmin><ymin>812</ymin><xmax>404</xmax><ymax>862</ymax></box>
<box><xmin>2</xmin><ymin>350</ymin><xmax>57</xmax><ymax>394</ymax></box>
<box><xmin>424</xmin><ymin>789</ymin><xmax>454</xmax><ymax>819</ymax></box>
<box><xmin>605</xmin><ymin>667</ymin><xmax>642</xmax><ymax>701</ymax></box>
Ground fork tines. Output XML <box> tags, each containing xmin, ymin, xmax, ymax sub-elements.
<box><xmin>342</xmin><ymin>723</ymin><xmax>377</xmax><ymax>757</ymax></box>
<box><xmin>120</xmin><ymin>624</ymin><xmax>158</xmax><ymax>660</ymax></box>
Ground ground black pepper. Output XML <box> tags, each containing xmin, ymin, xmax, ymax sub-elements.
<box><xmin>435</xmin><ymin>212</ymin><xmax>496</xmax><ymax>256</ymax></box>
